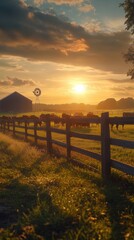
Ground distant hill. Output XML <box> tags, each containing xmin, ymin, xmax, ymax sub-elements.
<box><xmin>97</xmin><ymin>97</ymin><xmax>134</xmax><ymax>109</ymax></box>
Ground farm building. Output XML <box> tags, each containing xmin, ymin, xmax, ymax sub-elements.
<box><xmin>0</xmin><ymin>91</ymin><xmax>32</xmax><ymax>113</ymax></box>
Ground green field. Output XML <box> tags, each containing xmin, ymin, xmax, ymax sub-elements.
<box><xmin>0</xmin><ymin>131</ymin><xmax>134</xmax><ymax>240</ymax></box>
<box><xmin>2</xmin><ymin>112</ymin><xmax>133</xmax><ymax>171</ymax></box>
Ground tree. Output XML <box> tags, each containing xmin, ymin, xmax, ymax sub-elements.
<box><xmin>120</xmin><ymin>0</ymin><xmax>134</xmax><ymax>79</ymax></box>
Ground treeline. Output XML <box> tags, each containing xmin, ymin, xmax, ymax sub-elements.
<box><xmin>32</xmin><ymin>97</ymin><xmax>134</xmax><ymax>113</ymax></box>
<box><xmin>33</xmin><ymin>103</ymin><xmax>96</xmax><ymax>113</ymax></box>
<box><xmin>97</xmin><ymin>97</ymin><xmax>134</xmax><ymax>109</ymax></box>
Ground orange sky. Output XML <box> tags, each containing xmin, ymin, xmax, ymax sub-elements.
<box><xmin>0</xmin><ymin>0</ymin><xmax>133</xmax><ymax>105</ymax></box>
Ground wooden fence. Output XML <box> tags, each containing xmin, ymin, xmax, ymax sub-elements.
<box><xmin>0</xmin><ymin>112</ymin><xmax>134</xmax><ymax>180</ymax></box>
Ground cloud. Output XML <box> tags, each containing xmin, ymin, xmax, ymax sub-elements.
<box><xmin>104</xmin><ymin>18</ymin><xmax>125</xmax><ymax>32</ymax></box>
<box><xmin>83</xmin><ymin>20</ymin><xmax>101</xmax><ymax>33</ymax></box>
<box><xmin>0</xmin><ymin>0</ymin><xmax>88</xmax><ymax>53</ymax></box>
<box><xmin>0</xmin><ymin>76</ymin><xmax>35</xmax><ymax>86</ymax></box>
<box><xmin>79</xmin><ymin>3</ymin><xmax>95</xmax><ymax>13</ymax></box>
<box><xmin>111</xmin><ymin>85</ymin><xmax>134</xmax><ymax>94</ymax></box>
<box><xmin>0</xmin><ymin>0</ymin><xmax>131</xmax><ymax>73</ymax></box>
<box><xmin>34</xmin><ymin>0</ymin><xmax>44</xmax><ymax>6</ymax></box>
<box><xmin>33</xmin><ymin>0</ymin><xmax>84</xmax><ymax>6</ymax></box>
<box><xmin>0</xmin><ymin>60</ymin><xmax>25</xmax><ymax>72</ymax></box>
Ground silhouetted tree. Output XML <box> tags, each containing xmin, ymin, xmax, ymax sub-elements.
<box><xmin>120</xmin><ymin>0</ymin><xmax>134</xmax><ymax>79</ymax></box>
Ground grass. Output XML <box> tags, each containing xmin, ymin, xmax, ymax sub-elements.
<box><xmin>0</xmin><ymin>133</ymin><xmax>134</xmax><ymax>240</ymax></box>
<box><xmin>1</xmin><ymin>114</ymin><xmax>134</xmax><ymax>172</ymax></box>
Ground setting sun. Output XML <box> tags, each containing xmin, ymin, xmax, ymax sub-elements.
<box><xmin>73</xmin><ymin>84</ymin><xmax>86</xmax><ymax>94</ymax></box>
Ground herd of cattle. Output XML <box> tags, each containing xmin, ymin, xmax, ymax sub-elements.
<box><xmin>0</xmin><ymin>112</ymin><xmax>134</xmax><ymax>130</ymax></box>
<box><xmin>0</xmin><ymin>112</ymin><xmax>98</xmax><ymax>128</ymax></box>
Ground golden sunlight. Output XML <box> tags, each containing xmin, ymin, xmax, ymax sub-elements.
<box><xmin>73</xmin><ymin>84</ymin><xmax>86</xmax><ymax>94</ymax></box>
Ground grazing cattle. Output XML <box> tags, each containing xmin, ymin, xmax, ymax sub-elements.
<box><xmin>29</xmin><ymin>115</ymin><xmax>42</xmax><ymax>126</ymax></box>
<box><xmin>111</xmin><ymin>116</ymin><xmax>124</xmax><ymax>131</ymax></box>
<box><xmin>71</xmin><ymin>112</ymin><xmax>84</xmax><ymax>128</ymax></box>
<box><xmin>0</xmin><ymin>116</ymin><xmax>10</xmax><ymax>122</ymax></box>
<box><xmin>71</xmin><ymin>113</ymin><xmax>92</xmax><ymax>128</ymax></box>
<box><xmin>51</xmin><ymin>114</ymin><xmax>61</xmax><ymax>126</ymax></box>
<box><xmin>61</xmin><ymin>113</ymin><xmax>71</xmax><ymax>126</ymax></box>
<box><xmin>87</xmin><ymin>112</ymin><xmax>99</xmax><ymax>128</ymax></box>
<box><xmin>0</xmin><ymin>116</ymin><xmax>12</xmax><ymax>129</ymax></box>
<box><xmin>111</xmin><ymin>122</ymin><xmax>123</xmax><ymax>131</ymax></box>
<box><xmin>40</xmin><ymin>113</ymin><xmax>47</xmax><ymax>121</ymax></box>
<box><xmin>40</xmin><ymin>113</ymin><xmax>61</xmax><ymax>127</ymax></box>
<box><xmin>123</xmin><ymin>112</ymin><xmax>134</xmax><ymax>117</ymax></box>
<box><xmin>19</xmin><ymin>115</ymin><xmax>30</xmax><ymax>126</ymax></box>
<box><xmin>111</xmin><ymin>112</ymin><xmax>134</xmax><ymax>130</ymax></box>
<box><xmin>87</xmin><ymin>112</ymin><xmax>99</xmax><ymax>118</ymax></box>
<box><xmin>118</xmin><ymin>112</ymin><xmax>134</xmax><ymax>130</ymax></box>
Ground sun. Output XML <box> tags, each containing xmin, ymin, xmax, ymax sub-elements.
<box><xmin>73</xmin><ymin>84</ymin><xmax>86</xmax><ymax>94</ymax></box>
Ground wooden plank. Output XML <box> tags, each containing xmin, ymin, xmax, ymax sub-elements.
<box><xmin>71</xmin><ymin>145</ymin><xmax>101</xmax><ymax>161</ymax></box>
<box><xmin>37</xmin><ymin>136</ymin><xmax>47</xmax><ymax>141</ymax></box>
<box><xmin>14</xmin><ymin>125</ymin><xmax>25</xmax><ymax>129</ymax></box>
<box><xmin>71</xmin><ymin>132</ymin><xmax>101</xmax><ymax>141</ymax></box>
<box><xmin>27</xmin><ymin>133</ymin><xmax>34</xmax><ymax>137</ymax></box>
<box><xmin>70</xmin><ymin>117</ymin><xmax>100</xmax><ymax>124</ymax></box>
<box><xmin>110</xmin><ymin>138</ymin><xmax>134</xmax><ymax>149</ymax></box>
<box><xmin>111</xmin><ymin>159</ymin><xmax>134</xmax><ymax>176</ymax></box>
<box><xmin>51</xmin><ymin>128</ymin><xmax>66</xmax><ymax>134</ymax></box>
<box><xmin>26</xmin><ymin>126</ymin><xmax>35</xmax><ymax>130</ymax></box>
<box><xmin>14</xmin><ymin>131</ymin><xmax>25</xmax><ymax>135</ymax></box>
<box><xmin>36</xmin><ymin>126</ymin><xmax>47</xmax><ymax>131</ymax></box>
<box><xmin>110</xmin><ymin>117</ymin><xmax>134</xmax><ymax>124</ymax></box>
<box><xmin>52</xmin><ymin>139</ymin><xmax>66</xmax><ymax>148</ymax></box>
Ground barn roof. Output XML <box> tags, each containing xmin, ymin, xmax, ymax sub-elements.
<box><xmin>0</xmin><ymin>91</ymin><xmax>32</xmax><ymax>102</ymax></box>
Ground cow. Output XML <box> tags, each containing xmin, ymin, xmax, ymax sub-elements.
<box><xmin>87</xmin><ymin>112</ymin><xmax>99</xmax><ymax>128</ymax></box>
<box><xmin>123</xmin><ymin>112</ymin><xmax>134</xmax><ymax>117</ymax></box>
<box><xmin>111</xmin><ymin>115</ymin><xmax>125</xmax><ymax>131</ymax></box>
<box><xmin>29</xmin><ymin>115</ymin><xmax>42</xmax><ymax>127</ymax></box>
<box><xmin>40</xmin><ymin>113</ymin><xmax>61</xmax><ymax>127</ymax></box>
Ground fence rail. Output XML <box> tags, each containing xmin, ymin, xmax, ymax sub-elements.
<box><xmin>0</xmin><ymin>112</ymin><xmax>134</xmax><ymax>180</ymax></box>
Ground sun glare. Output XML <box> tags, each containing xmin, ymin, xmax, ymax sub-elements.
<box><xmin>73</xmin><ymin>84</ymin><xmax>86</xmax><ymax>94</ymax></box>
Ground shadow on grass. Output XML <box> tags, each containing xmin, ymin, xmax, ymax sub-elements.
<box><xmin>0</xmin><ymin>178</ymin><xmax>78</xmax><ymax>240</ymax></box>
<box><xmin>66</xmin><ymin>162</ymin><xmax>134</xmax><ymax>240</ymax></box>
<box><xmin>102</xmin><ymin>175</ymin><xmax>134</xmax><ymax>240</ymax></box>
<box><xmin>0</xmin><ymin>179</ymin><xmax>37</xmax><ymax>228</ymax></box>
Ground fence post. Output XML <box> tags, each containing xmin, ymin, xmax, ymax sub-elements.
<box><xmin>46</xmin><ymin>115</ymin><xmax>52</xmax><ymax>154</ymax></box>
<box><xmin>34</xmin><ymin>121</ymin><xmax>37</xmax><ymax>145</ymax></box>
<box><xmin>101</xmin><ymin>112</ymin><xmax>111</xmax><ymax>180</ymax></box>
<box><xmin>25</xmin><ymin>121</ymin><xmax>28</xmax><ymax>141</ymax></box>
<box><xmin>66</xmin><ymin>117</ymin><xmax>71</xmax><ymax>160</ymax></box>
<box><xmin>13</xmin><ymin>118</ymin><xmax>15</xmax><ymax>136</ymax></box>
<box><xmin>3</xmin><ymin>121</ymin><xmax>6</xmax><ymax>133</ymax></box>
<box><xmin>7</xmin><ymin>120</ymin><xmax>10</xmax><ymax>131</ymax></box>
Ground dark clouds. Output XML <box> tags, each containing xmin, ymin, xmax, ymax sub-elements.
<box><xmin>0</xmin><ymin>76</ymin><xmax>35</xmax><ymax>86</ymax></box>
<box><xmin>0</xmin><ymin>0</ymin><xmax>131</xmax><ymax>73</ymax></box>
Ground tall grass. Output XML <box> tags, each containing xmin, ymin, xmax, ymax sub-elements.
<box><xmin>0</xmin><ymin>133</ymin><xmax>134</xmax><ymax>239</ymax></box>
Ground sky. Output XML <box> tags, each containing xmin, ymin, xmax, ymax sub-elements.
<box><xmin>0</xmin><ymin>0</ymin><xmax>133</xmax><ymax>105</ymax></box>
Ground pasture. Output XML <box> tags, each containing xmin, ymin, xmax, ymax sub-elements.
<box><xmin>0</xmin><ymin>133</ymin><xmax>134</xmax><ymax>240</ymax></box>
<box><xmin>0</xmin><ymin>110</ymin><xmax>133</xmax><ymax>178</ymax></box>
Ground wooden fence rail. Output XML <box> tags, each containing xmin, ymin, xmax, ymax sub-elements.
<box><xmin>0</xmin><ymin>112</ymin><xmax>134</xmax><ymax>180</ymax></box>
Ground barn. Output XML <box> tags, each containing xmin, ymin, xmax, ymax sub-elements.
<box><xmin>0</xmin><ymin>91</ymin><xmax>32</xmax><ymax>113</ymax></box>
